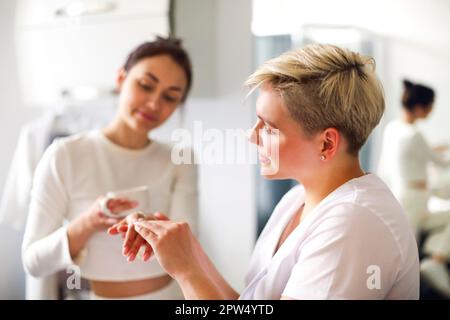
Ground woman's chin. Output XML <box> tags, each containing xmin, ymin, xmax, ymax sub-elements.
<box><xmin>259</xmin><ymin>162</ymin><xmax>281</xmax><ymax>179</ymax></box>
<box><xmin>132</xmin><ymin>119</ymin><xmax>159</xmax><ymax>134</ymax></box>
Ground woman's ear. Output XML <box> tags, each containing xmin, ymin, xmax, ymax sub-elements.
<box><xmin>115</xmin><ymin>67</ymin><xmax>127</xmax><ymax>92</ymax></box>
<box><xmin>320</xmin><ymin>128</ymin><xmax>340</xmax><ymax>160</ymax></box>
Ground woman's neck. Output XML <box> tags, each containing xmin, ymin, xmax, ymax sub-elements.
<box><xmin>300</xmin><ymin>159</ymin><xmax>365</xmax><ymax>215</ymax></box>
<box><xmin>402</xmin><ymin>111</ymin><xmax>416</xmax><ymax>124</ymax></box>
<box><xmin>103</xmin><ymin>119</ymin><xmax>150</xmax><ymax>150</ymax></box>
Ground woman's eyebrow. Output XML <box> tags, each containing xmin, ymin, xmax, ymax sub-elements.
<box><xmin>145</xmin><ymin>72</ymin><xmax>159</xmax><ymax>83</ymax></box>
<box><xmin>257</xmin><ymin>115</ymin><xmax>278</xmax><ymax>128</ymax></box>
<box><xmin>144</xmin><ymin>72</ymin><xmax>183</xmax><ymax>92</ymax></box>
<box><xmin>167</xmin><ymin>86</ymin><xmax>183</xmax><ymax>92</ymax></box>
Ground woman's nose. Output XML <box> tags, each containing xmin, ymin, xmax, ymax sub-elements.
<box><xmin>146</xmin><ymin>96</ymin><xmax>160</xmax><ymax>111</ymax></box>
<box><xmin>248</xmin><ymin>123</ymin><xmax>260</xmax><ymax>145</ymax></box>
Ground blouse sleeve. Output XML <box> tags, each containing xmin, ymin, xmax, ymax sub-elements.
<box><xmin>416</xmin><ymin>132</ymin><xmax>450</xmax><ymax>167</ymax></box>
<box><xmin>22</xmin><ymin>139</ymin><xmax>76</xmax><ymax>278</ymax></box>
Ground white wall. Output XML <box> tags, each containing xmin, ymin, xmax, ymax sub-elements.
<box><xmin>253</xmin><ymin>0</ymin><xmax>450</xmax><ymax>54</ymax></box>
<box><xmin>168</xmin><ymin>0</ymin><xmax>256</xmax><ymax>291</ymax></box>
<box><xmin>183</xmin><ymin>96</ymin><xmax>256</xmax><ymax>292</ymax></box>
<box><xmin>385</xmin><ymin>39</ymin><xmax>450</xmax><ymax>144</ymax></box>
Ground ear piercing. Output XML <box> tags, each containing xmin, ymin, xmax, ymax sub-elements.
<box><xmin>320</xmin><ymin>155</ymin><xmax>326</xmax><ymax>161</ymax></box>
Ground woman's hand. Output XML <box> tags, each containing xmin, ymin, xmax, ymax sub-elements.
<box><xmin>67</xmin><ymin>196</ymin><xmax>138</xmax><ymax>259</ymax></box>
<box><xmin>108</xmin><ymin>212</ymin><xmax>154</xmax><ymax>262</ymax></box>
<box><xmin>82</xmin><ymin>197</ymin><xmax>138</xmax><ymax>233</ymax></box>
<box><xmin>130</xmin><ymin>214</ymin><xmax>237</xmax><ymax>300</ymax></box>
<box><xmin>433</xmin><ymin>144</ymin><xmax>450</xmax><ymax>153</ymax></box>
<box><xmin>108</xmin><ymin>212</ymin><xmax>169</xmax><ymax>262</ymax></box>
<box><xmin>133</xmin><ymin>217</ymin><xmax>203</xmax><ymax>281</ymax></box>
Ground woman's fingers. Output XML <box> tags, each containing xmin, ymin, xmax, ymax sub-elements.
<box><xmin>134</xmin><ymin>222</ymin><xmax>158</xmax><ymax>245</ymax></box>
<box><xmin>108</xmin><ymin>220</ymin><xmax>125</xmax><ymax>234</ymax></box>
<box><xmin>154</xmin><ymin>212</ymin><xmax>170</xmax><ymax>221</ymax></box>
<box><xmin>107</xmin><ymin>212</ymin><xmax>175</xmax><ymax>263</ymax></box>
<box><xmin>107</xmin><ymin>225</ymin><xmax>119</xmax><ymax>235</ymax></box>
<box><xmin>143</xmin><ymin>243</ymin><xmax>153</xmax><ymax>261</ymax></box>
<box><xmin>134</xmin><ymin>220</ymin><xmax>168</xmax><ymax>237</ymax></box>
<box><xmin>127</xmin><ymin>236</ymin><xmax>145</xmax><ymax>262</ymax></box>
<box><xmin>123</xmin><ymin>224</ymin><xmax>138</xmax><ymax>255</ymax></box>
<box><xmin>108</xmin><ymin>198</ymin><xmax>139</xmax><ymax>214</ymax></box>
<box><xmin>110</xmin><ymin>202</ymin><xmax>138</xmax><ymax>214</ymax></box>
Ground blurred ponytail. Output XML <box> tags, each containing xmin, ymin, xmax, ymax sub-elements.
<box><xmin>401</xmin><ymin>79</ymin><xmax>435</xmax><ymax>111</ymax></box>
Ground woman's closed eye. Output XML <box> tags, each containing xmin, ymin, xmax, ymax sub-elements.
<box><xmin>139</xmin><ymin>82</ymin><xmax>180</xmax><ymax>103</ymax></box>
<box><xmin>138</xmin><ymin>81</ymin><xmax>154</xmax><ymax>92</ymax></box>
<box><xmin>163</xmin><ymin>94</ymin><xmax>178</xmax><ymax>103</ymax></box>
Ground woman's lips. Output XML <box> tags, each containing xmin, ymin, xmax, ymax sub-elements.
<box><xmin>258</xmin><ymin>154</ymin><xmax>271</xmax><ymax>165</ymax></box>
<box><xmin>136</xmin><ymin>110</ymin><xmax>158</xmax><ymax>122</ymax></box>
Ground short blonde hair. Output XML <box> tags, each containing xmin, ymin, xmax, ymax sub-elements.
<box><xmin>246</xmin><ymin>44</ymin><xmax>385</xmax><ymax>155</ymax></box>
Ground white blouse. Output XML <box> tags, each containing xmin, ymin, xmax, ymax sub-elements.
<box><xmin>378</xmin><ymin>120</ymin><xmax>450</xmax><ymax>194</ymax></box>
<box><xmin>22</xmin><ymin>130</ymin><xmax>198</xmax><ymax>281</ymax></box>
<box><xmin>240</xmin><ymin>174</ymin><xmax>419</xmax><ymax>300</ymax></box>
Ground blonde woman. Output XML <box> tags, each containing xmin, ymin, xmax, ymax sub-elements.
<box><xmin>22</xmin><ymin>37</ymin><xmax>198</xmax><ymax>300</ymax></box>
<box><xmin>111</xmin><ymin>44</ymin><xmax>419</xmax><ymax>299</ymax></box>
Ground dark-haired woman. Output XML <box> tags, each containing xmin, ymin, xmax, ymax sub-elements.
<box><xmin>22</xmin><ymin>37</ymin><xmax>198</xmax><ymax>299</ymax></box>
<box><xmin>378</xmin><ymin>80</ymin><xmax>450</xmax><ymax>298</ymax></box>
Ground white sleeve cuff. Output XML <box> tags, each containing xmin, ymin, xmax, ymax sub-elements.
<box><xmin>23</xmin><ymin>226</ymin><xmax>86</xmax><ymax>278</ymax></box>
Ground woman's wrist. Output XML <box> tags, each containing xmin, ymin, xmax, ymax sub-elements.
<box><xmin>67</xmin><ymin>215</ymin><xmax>94</xmax><ymax>247</ymax></box>
<box><xmin>175</xmin><ymin>267</ymin><xmax>223</xmax><ymax>300</ymax></box>
<box><xmin>173</xmin><ymin>261</ymin><xmax>206</xmax><ymax>285</ymax></box>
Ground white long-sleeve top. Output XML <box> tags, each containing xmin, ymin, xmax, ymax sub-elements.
<box><xmin>22</xmin><ymin>130</ymin><xmax>198</xmax><ymax>281</ymax></box>
<box><xmin>378</xmin><ymin>120</ymin><xmax>450</xmax><ymax>195</ymax></box>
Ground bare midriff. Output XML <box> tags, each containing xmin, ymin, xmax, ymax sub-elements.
<box><xmin>407</xmin><ymin>180</ymin><xmax>427</xmax><ymax>190</ymax></box>
<box><xmin>90</xmin><ymin>274</ymin><xmax>172</xmax><ymax>298</ymax></box>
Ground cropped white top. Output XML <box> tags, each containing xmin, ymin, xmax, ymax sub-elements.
<box><xmin>22</xmin><ymin>130</ymin><xmax>198</xmax><ymax>281</ymax></box>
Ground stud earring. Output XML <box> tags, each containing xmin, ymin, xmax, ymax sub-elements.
<box><xmin>320</xmin><ymin>155</ymin><xmax>326</xmax><ymax>161</ymax></box>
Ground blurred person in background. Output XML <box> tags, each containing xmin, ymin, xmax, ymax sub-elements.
<box><xmin>378</xmin><ymin>80</ymin><xmax>450</xmax><ymax>297</ymax></box>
